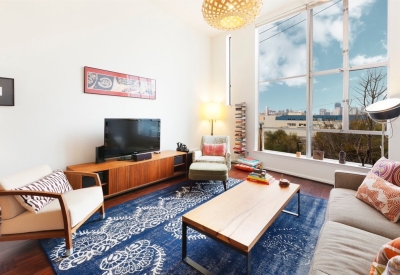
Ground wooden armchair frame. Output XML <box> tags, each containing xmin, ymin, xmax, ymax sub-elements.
<box><xmin>0</xmin><ymin>171</ymin><xmax>105</xmax><ymax>256</ymax></box>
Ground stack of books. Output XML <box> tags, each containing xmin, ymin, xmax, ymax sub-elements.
<box><xmin>247</xmin><ymin>171</ymin><xmax>274</xmax><ymax>185</ymax></box>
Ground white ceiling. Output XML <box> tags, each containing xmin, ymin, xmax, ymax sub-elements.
<box><xmin>151</xmin><ymin>0</ymin><xmax>298</xmax><ymax>37</ymax></box>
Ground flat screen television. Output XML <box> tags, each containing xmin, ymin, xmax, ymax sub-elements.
<box><xmin>104</xmin><ymin>118</ymin><xmax>160</xmax><ymax>159</ymax></box>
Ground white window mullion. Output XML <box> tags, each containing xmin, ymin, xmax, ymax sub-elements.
<box><xmin>306</xmin><ymin>7</ymin><xmax>313</xmax><ymax>158</ymax></box>
<box><xmin>342</xmin><ymin>0</ymin><xmax>350</xmax><ymax>131</ymax></box>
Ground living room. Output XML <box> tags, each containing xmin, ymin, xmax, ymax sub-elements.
<box><xmin>1</xmin><ymin>0</ymin><xmax>400</xmax><ymax>274</ymax></box>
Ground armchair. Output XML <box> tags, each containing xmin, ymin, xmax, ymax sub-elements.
<box><xmin>0</xmin><ymin>165</ymin><xmax>105</xmax><ymax>256</ymax></box>
<box><xmin>192</xmin><ymin>135</ymin><xmax>231</xmax><ymax>170</ymax></box>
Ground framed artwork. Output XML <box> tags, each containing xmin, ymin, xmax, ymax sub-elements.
<box><xmin>84</xmin><ymin>67</ymin><xmax>156</xmax><ymax>100</ymax></box>
<box><xmin>0</xmin><ymin>77</ymin><xmax>14</xmax><ymax>106</ymax></box>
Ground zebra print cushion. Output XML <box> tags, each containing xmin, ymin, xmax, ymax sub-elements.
<box><xmin>13</xmin><ymin>169</ymin><xmax>73</xmax><ymax>213</ymax></box>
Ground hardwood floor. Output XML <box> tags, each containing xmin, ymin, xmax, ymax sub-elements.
<box><xmin>0</xmin><ymin>169</ymin><xmax>332</xmax><ymax>275</ymax></box>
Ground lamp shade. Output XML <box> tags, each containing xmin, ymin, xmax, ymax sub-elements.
<box><xmin>365</xmin><ymin>98</ymin><xmax>400</xmax><ymax>122</ymax></box>
<box><xmin>203</xmin><ymin>102</ymin><xmax>221</xmax><ymax>120</ymax></box>
<box><xmin>202</xmin><ymin>0</ymin><xmax>263</xmax><ymax>31</ymax></box>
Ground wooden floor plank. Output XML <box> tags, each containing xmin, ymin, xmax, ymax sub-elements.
<box><xmin>0</xmin><ymin>168</ymin><xmax>332</xmax><ymax>275</ymax></box>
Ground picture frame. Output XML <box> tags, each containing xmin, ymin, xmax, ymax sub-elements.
<box><xmin>0</xmin><ymin>77</ymin><xmax>14</xmax><ymax>106</ymax></box>
<box><xmin>84</xmin><ymin>67</ymin><xmax>156</xmax><ymax>100</ymax></box>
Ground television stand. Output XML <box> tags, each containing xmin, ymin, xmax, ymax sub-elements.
<box><xmin>66</xmin><ymin>150</ymin><xmax>188</xmax><ymax>198</ymax></box>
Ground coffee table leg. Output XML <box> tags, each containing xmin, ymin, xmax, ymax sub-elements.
<box><xmin>247</xmin><ymin>251</ymin><xmax>251</xmax><ymax>275</ymax></box>
<box><xmin>282</xmin><ymin>189</ymin><xmax>300</xmax><ymax>217</ymax></box>
<box><xmin>182</xmin><ymin>221</ymin><xmax>187</xmax><ymax>259</ymax></box>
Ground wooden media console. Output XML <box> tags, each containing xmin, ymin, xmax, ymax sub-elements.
<box><xmin>66</xmin><ymin>150</ymin><xmax>188</xmax><ymax>198</ymax></box>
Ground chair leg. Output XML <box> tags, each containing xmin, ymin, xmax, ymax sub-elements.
<box><xmin>66</xmin><ymin>247</ymin><xmax>73</xmax><ymax>256</ymax></box>
<box><xmin>64</xmin><ymin>228</ymin><xmax>73</xmax><ymax>257</ymax></box>
<box><xmin>189</xmin><ymin>180</ymin><xmax>193</xmax><ymax>192</ymax></box>
<box><xmin>223</xmin><ymin>180</ymin><xmax>227</xmax><ymax>191</ymax></box>
<box><xmin>99</xmin><ymin>204</ymin><xmax>105</xmax><ymax>219</ymax></box>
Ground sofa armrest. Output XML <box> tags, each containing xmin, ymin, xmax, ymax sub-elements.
<box><xmin>192</xmin><ymin>150</ymin><xmax>202</xmax><ymax>162</ymax></box>
<box><xmin>64</xmin><ymin>171</ymin><xmax>102</xmax><ymax>189</ymax></box>
<box><xmin>226</xmin><ymin>152</ymin><xmax>231</xmax><ymax>170</ymax></box>
<box><xmin>334</xmin><ymin>170</ymin><xmax>368</xmax><ymax>191</ymax></box>
<box><xmin>0</xmin><ymin>190</ymin><xmax>71</xmax><ymax>237</ymax></box>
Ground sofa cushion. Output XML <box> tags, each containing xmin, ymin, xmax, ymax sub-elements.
<box><xmin>309</xmin><ymin>221</ymin><xmax>390</xmax><ymax>275</ymax></box>
<box><xmin>370</xmin><ymin>237</ymin><xmax>400</xmax><ymax>275</ymax></box>
<box><xmin>355</xmin><ymin>171</ymin><xmax>400</xmax><ymax>223</ymax></box>
<box><xmin>194</xmin><ymin>156</ymin><xmax>226</xmax><ymax>165</ymax></box>
<box><xmin>13</xmin><ymin>169</ymin><xmax>73</xmax><ymax>213</ymax></box>
<box><xmin>371</xmin><ymin>157</ymin><xmax>400</xmax><ymax>187</ymax></box>
<box><xmin>0</xmin><ymin>165</ymin><xmax>53</xmax><ymax>220</ymax></box>
<box><xmin>326</xmin><ymin>188</ymin><xmax>400</xmax><ymax>240</ymax></box>
<box><xmin>202</xmin><ymin>143</ymin><xmax>226</xmax><ymax>156</ymax></box>
<box><xmin>1</xmin><ymin>186</ymin><xmax>103</xmax><ymax>234</ymax></box>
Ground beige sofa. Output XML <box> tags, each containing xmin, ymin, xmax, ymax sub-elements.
<box><xmin>309</xmin><ymin>170</ymin><xmax>400</xmax><ymax>275</ymax></box>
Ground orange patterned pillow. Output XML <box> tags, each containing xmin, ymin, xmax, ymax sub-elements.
<box><xmin>202</xmin><ymin>143</ymin><xmax>226</xmax><ymax>156</ymax></box>
<box><xmin>371</xmin><ymin>157</ymin><xmax>400</xmax><ymax>187</ymax></box>
<box><xmin>356</xmin><ymin>171</ymin><xmax>400</xmax><ymax>223</ymax></box>
<box><xmin>370</xmin><ymin>238</ymin><xmax>400</xmax><ymax>275</ymax></box>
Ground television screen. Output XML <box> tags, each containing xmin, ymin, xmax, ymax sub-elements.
<box><xmin>104</xmin><ymin>118</ymin><xmax>160</xmax><ymax>158</ymax></box>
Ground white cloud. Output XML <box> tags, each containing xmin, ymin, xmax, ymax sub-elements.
<box><xmin>349</xmin><ymin>54</ymin><xmax>387</xmax><ymax>66</ymax></box>
<box><xmin>348</xmin><ymin>0</ymin><xmax>376</xmax><ymax>19</ymax></box>
<box><xmin>258</xmin><ymin>17</ymin><xmax>307</xmax><ymax>87</ymax></box>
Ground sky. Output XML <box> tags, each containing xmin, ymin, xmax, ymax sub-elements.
<box><xmin>258</xmin><ymin>0</ymin><xmax>388</xmax><ymax>115</ymax></box>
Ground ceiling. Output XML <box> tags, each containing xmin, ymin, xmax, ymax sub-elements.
<box><xmin>151</xmin><ymin>0</ymin><xmax>298</xmax><ymax>37</ymax></box>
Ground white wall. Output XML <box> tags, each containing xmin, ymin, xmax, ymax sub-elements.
<box><xmin>0</xmin><ymin>0</ymin><xmax>212</xmax><ymax>177</ymax></box>
<box><xmin>211</xmin><ymin>0</ymin><xmax>400</xmax><ymax>184</ymax></box>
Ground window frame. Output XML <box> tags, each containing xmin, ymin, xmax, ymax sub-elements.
<box><xmin>257</xmin><ymin>0</ymin><xmax>389</xmax><ymax>160</ymax></box>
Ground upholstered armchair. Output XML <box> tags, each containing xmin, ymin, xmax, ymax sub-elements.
<box><xmin>0</xmin><ymin>165</ymin><xmax>105</xmax><ymax>256</ymax></box>
<box><xmin>192</xmin><ymin>135</ymin><xmax>231</xmax><ymax>170</ymax></box>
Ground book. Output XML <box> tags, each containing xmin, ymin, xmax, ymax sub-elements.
<box><xmin>237</xmin><ymin>157</ymin><xmax>261</xmax><ymax>166</ymax></box>
<box><xmin>246</xmin><ymin>177</ymin><xmax>269</xmax><ymax>184</ymax></box>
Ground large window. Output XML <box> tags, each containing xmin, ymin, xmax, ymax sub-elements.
<box><xmin>258</xmin><ymin>0</ymin><xmax>388</xmax><ymax>166</ymax></box>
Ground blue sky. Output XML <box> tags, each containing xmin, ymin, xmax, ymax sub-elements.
<box><xmin>258</xmin><ymin>0</ymin><xmax>388</xmax><ymax>115</ymax></box>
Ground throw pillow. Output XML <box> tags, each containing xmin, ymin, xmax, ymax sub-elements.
<box><xmin>355</xmin><ymin>171</ymin><xmax>400</xmax><ymax>223</ymax></box>
<box><xmin>371</xmin><ymin>157</ymin><xmax>400</xmax><ymax>187</ymax></box>
<box><xmin>14</xmin><ymin>169</ymin><xmax>73</xmax><ymax>213</ymax></box>
<box><xmin>202</xmin><ymin>143</ymin><xmax>226</xmax><ymax>156</ymax></box>
<box><xmin>370</xmin><ymin>238</ymin><xmax>400</xmax><ymax>275</ymax></box>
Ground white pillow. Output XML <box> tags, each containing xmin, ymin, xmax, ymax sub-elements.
<box><xmin>13</xmin><ymin>169</ymin><xmax>73</xmax><ymax>213</ymax></box>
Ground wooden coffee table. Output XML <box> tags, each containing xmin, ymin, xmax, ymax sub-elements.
<box><xmin>182</xmin><ymin>179</ymin><xmax>300</xmax><ymax>274</ymax></box>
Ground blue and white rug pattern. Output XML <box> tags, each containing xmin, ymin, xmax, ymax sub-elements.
<box><xmin>44</xmin><ymin>179</ymin><xmax>241</xmax><ymax>274</ymax></box>
<box><xmin>41</xmin><ymin>178</ymin><xmax>327</xmax><ymax>275</ymax></box>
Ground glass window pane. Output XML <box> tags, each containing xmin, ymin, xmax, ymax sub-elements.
<box><xmin>312</xmin><ymin>73</ymin><xmax>343</xmax><ymax>129</ymax></box>
<box><xmin>258</xmin><ymin>12</ymin><xmax>306</xmax><ymax>82</ymax></box>
<box><xmin>312</xmin><ymin>132</ymin><xmax>387</xmax><ymax>166</ymax></box>
<box><xmin>313</xmin><ymin>1</ymin><xmax>343</xmax><ymax>71</ymax></box>
<box><xmin>348</xmin><ymin>67</ymin><xmax>387</xmax><ymax>131</ymax></box>
<box><xmin>259</xmin><ymin>79</ymin><xmax>306</xmax><ymax>153</ymax></box>
<box><xmin>349</xmin><ymin>0</ymin><xmax>388</xmax><ymax>66</ymax></box>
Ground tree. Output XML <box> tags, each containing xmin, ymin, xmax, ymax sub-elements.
<box><xmin>313</xmin><ymin>68</ymin><xmax>387</xmax><ymax>164</ymax></box>
<box><xmin>264</xmin><ymin>130</ymin><xmax>303</xmax><ymax>154</ymax></box>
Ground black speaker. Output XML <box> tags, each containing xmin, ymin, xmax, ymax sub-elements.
<box><xmin>132</xmin><ymin>152</ymin><xmax>152</xmax><ymax>161</ymax></box>
<box><xmin>95</xmin><ymin>146</ymin><xmax>105</xmax><ymax>164</ymax></box>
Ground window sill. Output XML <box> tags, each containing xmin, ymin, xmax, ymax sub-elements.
<box><xmin>255</xmin><ymin>150</ymin><xmax>373</xmax><ymax>170</ymax></box>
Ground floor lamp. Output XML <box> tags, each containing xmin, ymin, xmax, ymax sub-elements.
<box><xmin>203</xmin><ymin>102</ymin><xmax>221</xmax><ymax>136</ymax></box>
<box><xmin>365</xmin><ymin>98</ymin><xmax>400</xmax><ymax>157</ymax></box>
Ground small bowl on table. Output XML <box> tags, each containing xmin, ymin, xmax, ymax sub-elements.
<box><xmin>279</xmin><ymin>179</ymin><xmax>290</xmax><ymax>187</ymax></box>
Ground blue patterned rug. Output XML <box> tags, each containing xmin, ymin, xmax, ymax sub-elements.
<box><xmin>40</xmin><ymin>178</ymin><xmax>327</xmax><ymax>275</ymax></box>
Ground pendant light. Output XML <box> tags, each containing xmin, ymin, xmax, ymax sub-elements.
<box><xmin>202</xmin><ymin>0</ymin><xmax>263</xmax><ymax>31</ymax></box>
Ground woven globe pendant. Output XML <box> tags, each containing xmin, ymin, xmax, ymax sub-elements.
<box><xmin>202</xmin><ymin>0</ymin><xmax>263</xmax><ymax>31</ymax></box>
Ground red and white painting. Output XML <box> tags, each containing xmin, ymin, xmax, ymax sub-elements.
<box><xmin>84</xmin><ymin>67</ymin><xmax>156</xmax><ymax>100</ymax></box>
